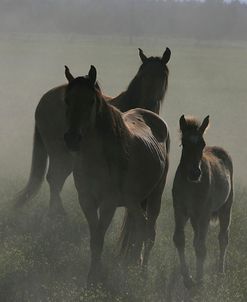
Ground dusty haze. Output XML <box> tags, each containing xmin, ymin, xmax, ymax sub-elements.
<box><xmin>0</xmin><ymin>1</ymin><xmax>247</xmax><ymax>301</ymax></box>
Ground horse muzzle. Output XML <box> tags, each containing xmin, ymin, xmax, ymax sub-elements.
<box><xmin>188</xmin><ymin>167</ymin><xmax>202</xmax><ymax>183</ymax></box>
<box><xmin>64</xmin><ymin>131</ymin><xmax>82</xmax><ymax>152</ymax></box>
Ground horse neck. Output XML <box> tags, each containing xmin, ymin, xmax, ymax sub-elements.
<box><xmin>122</xmin><ymin>76</ymin><xmax>163</xmax><ymax>114</ymax></box>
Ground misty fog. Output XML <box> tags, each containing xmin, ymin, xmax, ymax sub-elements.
<box><xmin>0</xmin><ymin>1</ymin><xmax>247</xmax><ymax>301</ymax></box>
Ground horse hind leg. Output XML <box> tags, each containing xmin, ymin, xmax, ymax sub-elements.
<box><xmin>126</xmin><ymin>205</ymin><xmax>147</xmax><ymax>266</ymax></box>
<box><xmin>218</xmin><ymin>190</ymin><xmax>233</xmax><ymax>274</ymax></box>
<box><xmin>142</xmin><ymin>190</ymin><xmax>162</xmax><ymax>268</ymax></box>
<box><xmin>46</xmin><ymin>154</ymin><xmax>72</xmax><ymax>215</ymax></box>
<box><xmin>142</xmin><ymin>160</ymin><xmax>169</xmax><ymax>268</ymax></box>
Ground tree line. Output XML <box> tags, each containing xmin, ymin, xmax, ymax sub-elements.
<box><xmin>1</xmin><ymin>0</ymin><xmax>247</xmax><ymax>40</ymax></box>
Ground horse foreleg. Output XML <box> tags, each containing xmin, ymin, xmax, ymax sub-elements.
<box><xmin>218</xmin><ymin>192</ymin><xmax>233</xmax><ymax>274</ymax></box>
<box><xmin>46</xmin><ymin>155</ymin><xmax>72</xmax><ymax>215</ymax></box>
<box><xmin>173</xmin><ymin>207</ymin><xmax>192</xmax><ymax>288</ymax></box>
<box><xmin>79</xmin><ymin>198</ymin><xmax>99</xmax><ymax>286</ymax></box>
<box><xmin>194</xmin><ymin>218</ymin><xmax>209</xmax><ymax>283</ymax></box>
<box><xmin>81</xmin><ymin>199</ymin><xmax>116</xmax><ymax>286</ymax></box>
<box><xmin>96</xmin><ymin>202</ymin><xmax>116</xmax><ymax>262</ymax></box>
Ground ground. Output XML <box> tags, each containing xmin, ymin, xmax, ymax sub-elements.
<box><xmin>0</xmin><ymin>34</ymin><xmax>246</xmax><ymax>301</ymax></box>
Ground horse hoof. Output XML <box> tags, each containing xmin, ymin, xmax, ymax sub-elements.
<box><xmin>183</xmin><ymin>276</ymin><xmax>195</xmax><ymax>289</ymax></box>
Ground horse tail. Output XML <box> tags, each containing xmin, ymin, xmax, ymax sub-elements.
<box><xmin>118</xmin><ymin>200</ymin><xmax>147</xmax><ymax>257</ymax></box>
<box><xmin>118</xmin><ymin>209</ymin><xmax>135</xmax><ymax>257</ymax></box>
<box><xmin>14</xmin><ymin>125</ymin><xmax>48</xmax><ymax>207</ymax></box>
<box><xmin>210</xmin><ymin>212</ymin><xmax>219</xmax><ymax>226</ymax></box>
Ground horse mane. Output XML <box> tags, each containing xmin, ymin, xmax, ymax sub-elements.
<box><xmin>95</xmin><ymin>88</ymin><xmax>129</xmax><ymax>175</ymax></box>
<box><xmin>124</xmin><ymin>57</ymin><xmax>169</xmax><ymax>113</ymax></box>
<box><xmin>66</xmin><ymin>76</ymin><xmax>101</xmax><ymax>91</ymax></box>
<box><xmin>178</xmin><ymin>116</ymin><xmax>202</xmax><ymax>141</ymax></box>
<box><xmin>183</xmin><ymin>116</ymin><xmax>201</xmax><ymax>130</ymax></box>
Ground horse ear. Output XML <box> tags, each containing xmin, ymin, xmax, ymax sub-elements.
<box><xmin>88</xmin><ymin>65</ymin><xmax>97</xmax><ymax>86</ymax></box>
<box><xmin>138</xmin><ymin>48</ymin><xmax>147</xmax><ymax>63</ymax></box>
<box><xmin>162</xmin><ymin>47</ymin><xmax>171</xmax><ymax>65</ymax></box>
<box><xmin>179</xmin><ymin>115</ymin><xmax>187</xmax><ymax>132</ymax></box>
<box><xmin>199</xmin><ymin>115</ymin><xmax>210</xmax><ymax>134</ymax></box>
<box><xmin>65</xmin><ymin>65</ymin><xmax>74</xmax><ymax>83</ymax></box>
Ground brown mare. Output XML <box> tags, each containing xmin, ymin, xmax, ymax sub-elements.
<box><xmin>172</xmin><ymin>115</ymin><xmax>233</xmax><ymax>288</ymax></box>
<box><xmin>63</xmin><ymin>66</ymin><xmax>170</xmax><ymax>285</ymax></box>
<box><xmin>15</xmin><ymin>48</ymin><xmax>171</xmax><ymax>213</ymax></box>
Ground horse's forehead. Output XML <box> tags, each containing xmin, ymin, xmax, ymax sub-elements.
<box><xmin>185</xmin><ymin>133</ymin><xmax>201</xmax><ymax>144</ymax></box>
<box><xmin>142</xmin><ymin>59</ymin><xmax>162</xmax><ymax>70</ymax></box>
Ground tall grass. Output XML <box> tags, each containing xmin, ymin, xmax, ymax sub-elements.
<box><xmin>0</xmin><ymin>177</ymin><xmax>246</xmax><ymax>301</ymax></box>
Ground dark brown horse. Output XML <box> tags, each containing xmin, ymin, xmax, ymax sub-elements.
<box><xmin>15</xmin><ymin>48</ymin><xmax>171</xmax><ymax>213</ymax></box>
<box><xmin>172</xmin><ymin>115</ymin><xmax>233</xmax><ymax>288</ymax></box>
<box><xmin>63</xmin><ymin>65</ymin><xmax>170</xmax><ymax>285</ymax></box>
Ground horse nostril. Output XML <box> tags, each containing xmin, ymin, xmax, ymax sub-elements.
<box><xmin>189</xmin><ymin>168</ymin><xmax>201</xmax><ymax>181</ymax></box>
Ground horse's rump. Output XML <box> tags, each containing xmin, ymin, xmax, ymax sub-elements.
<box><xmin>123</xmin><ymin>108</ymin><xmax>169</xmax><ymax>143</ymax></box>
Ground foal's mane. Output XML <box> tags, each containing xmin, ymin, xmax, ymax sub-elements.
<box><xmin>124</xmin><ymin>56</ymin><xmax>169</xmax><ymax>112</ymax></box>
<box><xmin>182</xmin><ymin>116</ymin><xmax>201</xmax><ymax>131</ymax></box>
<box><xmin>179</xmin><ymin>116</ymin><xmax>202</xmax><ymax>142</ymax></box>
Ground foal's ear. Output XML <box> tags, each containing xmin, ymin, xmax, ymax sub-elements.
<box><xmin>138</xmin><ymin>48</ymin><xmax>147</xmax><ymax>63</ymax></box>
<box><xmin>88</xmin><ymin>65</ymin><xmax>97</xmax><ymax>86</ymax></box>
<box><xmin>199</xmin><ymin>115</ymin><xmax>210</xmax><ymax>134</ymax></box>
<box><xmin>65</xmin><ymin>65</ymin><xmax>74</xmax><ymax>83</ymax></box>
<box><xmin>162</xmin><ymin>47</ymin><xmax>171</xmax><ymax>65</ymax></box>
<box><xmin>179</xmin><ymin>115</ymin><xmax>187</xmax><ymax>132</ymax></box>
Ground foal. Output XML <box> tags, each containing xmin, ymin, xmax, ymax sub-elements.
<box><xmin>172</xmin><ymin>115</ymin><xmax>233</xmax><ymax>288</ymax></box>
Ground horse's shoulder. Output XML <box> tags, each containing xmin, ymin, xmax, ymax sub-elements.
<box><xmin>123</xmin><ymin>108</ymin><xmax>168</xmax><ymax>142</ymax></box>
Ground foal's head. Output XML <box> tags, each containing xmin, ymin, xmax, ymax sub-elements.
<box><xmin>133</xmin><ymin>48</ymin><xmax>171</xmax><ymax>112</ymax></box>
<box><xmin>64</xmin><ymin>65</ymin><xmax>100</xmax><ymax>151</ymax></box>
<box><xmin>179</xmin><ymin>115</ymin><xmax>209</xmax><ymax>182</ymax></box>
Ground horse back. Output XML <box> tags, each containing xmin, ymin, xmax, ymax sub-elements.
<box><xmin>35</xmin><ymin>84</ymin><xmax>68</xmax><ymax>139</ymax></box>
<box><xmin>123</xmin><ymin>108</ymin><xmax>169</xmax><ymax>143</ymax></box>
<box><xmin>204</xmin><ymin>146</ymin><xmax>233</xmax><ymax>176</ymax></box>
<box><xmin>204</xmin><ymin>146</ymin><xmax>233</xmax><ymax>212</ymax></box>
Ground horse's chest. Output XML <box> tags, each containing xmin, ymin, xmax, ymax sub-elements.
<box><xmin>73</xmin><ymin>154</ymin><xmax>119</xmax><ymax>198</ymax></box>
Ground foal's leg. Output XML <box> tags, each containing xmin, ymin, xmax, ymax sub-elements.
<box><xmin>193</xmin><ymin>217</ymin><xmax>209</xmax><ymax>283</ymax></box>
<box><xmin>173</xmin><ymin>208</ymin><xmax>192</xmax><ymax>288</ymax></box>
<box><xmin>218</xmin><ymin>191</ymin><xmax>233</xmax><ymax>273</ymax></box>
<box><xmin>46</xmin><ymin>154</ymin><xmax>72</xmax><ymax>214</ymax></box>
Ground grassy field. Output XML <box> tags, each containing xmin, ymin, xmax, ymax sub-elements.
<box><xmin>0</xmin><ymin>34</ymin><xmax>247</xmax><ymax>301</ymax></box>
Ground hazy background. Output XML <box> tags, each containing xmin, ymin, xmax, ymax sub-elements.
<box><xmin>0</xmin><ymin>1</ymin><xmax>247</xmax><ymax>301</ymax></box>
